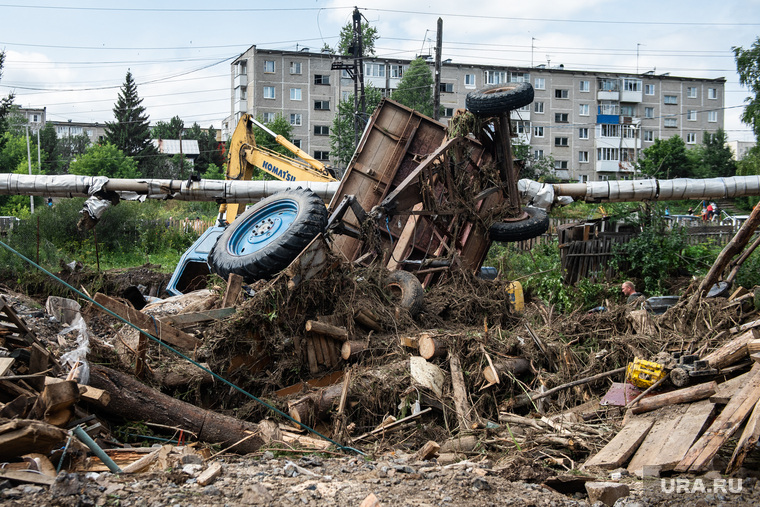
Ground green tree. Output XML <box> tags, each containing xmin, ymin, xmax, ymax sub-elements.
<box><xmin>104</xmin><ymin>70</ymin><xmax>160</xmax><ymax>177</ymax></box>
<box><xmin>38</xmin><ymin>122</ymin><xmax>64</xmax><ymax>174</ymax></box>
<box><xmin>0</xmin><ymin>50</ymin><xmax>15</xmax><ymax>135</ymax></box>
<box><xmin>736</xmin><ymin>145</ymin><xmax>760</xmax><ymax>210</ymax></box>
<box><xmin>253</xmin><ymin>114</ymin><xmax>293</xmax><ymax>157</ymax></box>
<box><xmin>692</xmin><ymin>129</ymin><xmax>736</xmax><ymax>178</ymax></box>
<box><xmin>734</xmin><ymin>38</ymin><xmax>760</xmax><ymax>140</ymax></box>
<box><xmin>195</xmin><ymin>125</ymin><xmax>224</xmax><ymax>175</ymax></box>
<box><xmin>338</xmin><ymin>21</ymin><xmax>378</xmax><ymax>56</ymax></box>
<box><xmin>637</xmin><ymin>135</ymin><xmax>695</xmax><ymax>178</ymax></box>
<box><xmin>152</xmin><ymin>115</ymin><xmax>184</xmax><ymax>140</ymax></box>
<box><xmin>330</xmin><ymin>86</ymin><xmax>383</xmax><ymax>168</ymax></box>
<box><xmin>69</xmin><ymin>143</ymin><xmax>140</xmax><ymax>179</ymax></box>
<box><xmin>392</xmin><ymin>58</ymin><xmax>434</xmax><ymax>117</ymax></box>
<box><xmin>58</xmin><ymin>132</ymin><xmax>91</xmax><ymax>172</ymax></box>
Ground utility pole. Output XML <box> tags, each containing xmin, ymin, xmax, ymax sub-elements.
<box><xmin>25</xmin><ymin>126</ymin><xmax>34</xmax><ymax>213</ymax></box>
<box><xmin>433</xmin><ymin>18</ymin><xmax>442</xmax><ymax>121</ymax></box>
<box><xmin>330</xmin><ymin>7</ymin><xmax>366</xmax><ymax>147</ymax></box>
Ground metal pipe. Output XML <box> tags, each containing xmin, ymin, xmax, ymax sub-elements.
<box><xmin>72</xmin><ymin>425</ymin><xmax>122</xmax><ymax>473</ymax></box>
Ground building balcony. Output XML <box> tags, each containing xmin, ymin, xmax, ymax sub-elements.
<box><xmin>596</xmin><ymin>160</ymin><xmax>622</xmax><ymax>172</ymax></box>
<box><xmin>234</xmin><ymin>74</ymin><xmax>248</xmax><ymax>88</ymax></box>
<box><xmin>597</xmin><ymin>90</ymin><xmax>619</xmax><ymax>101</ymax></box>
<box><xmin>511</xmin><ymin>109</ymin><xmax>530</xmax><ymax>121</ymax></box>
<box><xmin>235</xmin><ymin>99</ymin><xmax>247</xmax><ymax>113</ymax></box>
<box><xmin>621</xmin><ymin>90</ymin><xmax>642</xmax><ymax>103</ymax></box>
<box><xmin>620</xmin><ymin>137</ymin><xmax>641</xmax><ymax>150</ymax></box>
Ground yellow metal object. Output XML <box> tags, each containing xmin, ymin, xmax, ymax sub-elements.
<box><xmin>626</xmin><ymin>358</ymin><xmax>666</xmax><ymax>389</ymax></box>
<box><xmin>506</xmin><ymin>281</ymin><xmax>524</xmax><ymax>314</ymax></box>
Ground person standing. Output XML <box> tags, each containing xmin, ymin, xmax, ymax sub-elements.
<box><xmin>621</xmin><ymin>281</ymin><xmax>643</xmax><ymax>304</ymax></box>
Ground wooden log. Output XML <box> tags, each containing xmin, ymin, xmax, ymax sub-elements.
<box><xmin>747</xmin><ymin>339</ymin><xmax>760</xmax><ymax>355</ymax></box>
<box><xmin>88</xmin><ymin>365</ymin><xmax>263</xmax><ymax>454</ymax></box>
<box><xmin>702</xmin><ymin>328</ymin><xmax>759</xmax><ymax>369</ymax></box>
<box><xmin>725</xmin><ymin>398</ymin><xmax>760</xmax><ymax>474</ymax></box>
<box><xmin>44</xmin><ymin>377</ymin><xmax>111</xmax><ymax>407</ymax></box>
<box><xmin>730</xmin><ymin>318</ymin><xmax>760</xmax><ymax>335</ymax></box>
<box><xmin>419</xmin><ymin>335</ymin><xmax>447</xmax><ymax>360</ymax></box>
<box><xmin>222</xmin><ymin>273</ymin><xmax>243</xmax><ymax>308</ymax></box>
<box><xmin>483</xmin><ymin>357</ymin><xmax>531</xmax><ymax>384</ymax></box>
<box><xmin>287</xmin><ymin>383</ymin><xmax>345</xmax><ymax>425</ymax></box>
<box><xmin>354</xmin><ymin>307</ymin><xmax>382</xmax><ymax>331</ymax></box>
<box><xmin>399</xmin><ymin>336</ymin><xmax>419</xmax><ymax>349</ymax></box>
<box><xmin>341</xmin><ymin>340</ymin><xmax>367</xmax><ymax>360</ymax></box>
<box><xmin>676</xmin><ymin>364</ymin><xmax>760</xmax><ymax>472</ymax></box>
<box><xmin>151</xmin><ymin>362</ymin><xmax>215</xmax><ymax>388</ymax></box>
<box><xmin>630</xmin><ymin>381</ymin><xmax>717</xmax><ymax>415</ymax></box>
<box><xmin>305</xmin><ymin>320</ymin><xmax>349</xmax><ymax>341</ymax></box>
<box><xmin>93</xmin><ymin>293</ymin><xmax>200</xmax><ymax>350</ymax></box>
<box><xmin>449</xmin><ymin>353</ymin><xmax>473</xmax><ymax>431</ymax></box>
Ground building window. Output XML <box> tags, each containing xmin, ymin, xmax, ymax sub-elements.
<box><xmin>555</xmin><ymin>113</ymin><xmax>569</xmax><ymax>123</ymax></box>
<box><xmin>485</xmin><ymin>70</ymin><xmax>507</xmax><ymax>84</ymax></box>
<box><xmin>664</xmin><ymin>95</ymin><xmax>678</xmax><ymax>105</ymax></box>
<box><xmin>645</xmin><ymin>84</ymin><xmax>655</xmax><ymax>95</ymax></box>
<box><xmin>622</xmin><ymin>125</ymin><xmax>637</xmax><ymax>139</ymax></box>
<box><xmin>598</xmin><ymin>102</ymin><xmax>618</xmax><ymax>115</ymax></box>
<box><xmin>579</xmin><ymin>127</ymin><xmax>589</xmax><ymax>139</ymax></box>
<box><xmin>238</xmin><ymin>87</ymin><xmax>247</xmax><ymax>100</ymax></box>
<box><xmin>443</xmin><ymin>107</ymin><xmax>455</xmax><ymax>117</ymax></box>
<box><xmin>263</xmin><ymin>86</ymin><xmax>275</xmax><ymax>99</ymax></box>
<box><xmin>292</xmin><ymin>139</ymin><xmax>301</xmax><ymax>148</ymax></box>
<box><xmin>533</xmin><ymin>126</ymin><xmax>544</xmax><ymax>137</ymax></box>
<box><xmin>579</xmin><ymin>151</ymin><xmax>589</xmax><ymax>163</ymax></box>
<box><xmin>597</xmin><ymin>147</ymin><xmax>619</xmax><ymax>161</ymax></box>
<box><xmin>290</xmin><ymin>88</ymin><xmax>302</xmax><ymax>101</ymax></box>
<box><xmin>341</xmin><ymin>90</ymin><xmax>350</xmax><ymax>102</ymax></box>
<box><xmin>623</xmin><ymin>79</ymin><xmax>642</xmax><ymax>92</ymax></box>
<box><xmin>708</xmin><ymin>110</ymin><xmax>718</xmax><ymax>122</ymax></box>
<box><xmin>464</xmin><ymin>74</ymin><xmax>476</xmax><ymax>88</ymax></box>
<box><xmin>664</xmin><ymin>117</ymin><xmax>677</xmax><ymax>128</ymax></box>
<box><xmin>264</xmin><ymin>60</ymin><xmax>275</xmax><ymax>73</ymax></box>
<box><xmin>510</xmin><ymin>72</ymin><xmax>530</xmax><ymax>83</ymax></box>
<box><xmin>645</xmin><ymin>107</ymin><xmax>654</xmax><ymax>119</ymax></box>
<box><xmin>534</xmin><ymin>149</ymin><xmax>544</xmax><ymax>158</ymax></box>
<box><xmin>687</xmin><ymin>110</ymin><xmax>697</xmax><ymax>121</ymax></box>
<box><xmin>555</xmin><ymin>89</ymin><xmax>569</xmax><ymax>99</ymax></box>
<box><xmin>687</xmin><ymin>86</ymin><xmax>698</xmax><ymax>98</ymax></box>
<box><xmin>314</xmin><ymin>100</ymin><xmax>330</xmax><ymax>110</ymax></box>
<box><xmin>439</xmin><ymin>82</ymin><xmax>454</xmax><ymax>93</ymax></box>
<box><xmin>621</xmin><ymin>148</ymin><xmax>635</xmax><ymax>162</ymax></box>
<box><xmin>314</xmin><ymin>74</ymin><xmax>330</xmax><ymax>85</ymax></box>
<box><xmin>600</xmin><ymin>124</ymin><xmax>620</xmax><ymax>137</ymax></box>
<box><xmin>534</xmin><ymin>101</ymin><xmax>544</xmax><ymax>113</ymax></box>
<box><xmin>290</xmin><ymin>62</ymin><xmax>302</xmax><ymax>74</ymax></box>
<box><xmin>579</xmin><ymin>104</ymin><xmax>589</xmax><ymax>116</ymax></box>
<box><xmin>598</xmin><ymin>78</ymin><xmax>618</xmax><ymax>92</ymax></box>
<box><xmin>534</xmin><ymin>77</ymin><xmax>545</xmax><ymax>90</ymax></box>
<box><xmin>390</xmin><ymin>64</ymin><xmax>404</xmax><ymax>78</ymax></box>
<box><xmin>643</xmin><ymin>130</ymin><xmax>654</xmax><ymax>142</ymax></box>
<box><xmin>555</xmin><ymin>160</ymin><xmax>568</xmax><ymax>169</ymax></box>
<box><xmin>708</xmin><ymin>88</ymin><xmax>717</xmax><ymax>99</ymax></box>
<box><xmin>289</xmin><ymin>113</ymin><xmax>302</xmax><ymax>126</ymax></box>
<box><xmin>314</xmin><ymin>125</ymin><xmax>330</xmax><ymax>136</ymax></box>
<box><xmin>262</xmin><ymin>112</ymin><xmax>275</xmax><ymax>123</ymax></box>
<box><xmin>579</xmin><ymin>80</ymin><xmax>590</xmax><ymax>92</ymax></box>
<box><xmin>236</xmin><ymin>61</ymin><xmax>247</xmax><ymax>76</ymax></box>
<box><xmin>364</xmin><ymin>63</ymin><xmax>385</xmax><ymax>77</ymax></box>
<box><xmin>555</xmin><ymin>137</ymin><xmax>569</xmax><ymax>147</ymax></box>
<box><xmin>620</xmin><ymin>105</ymin><xmax>636</xmax><ymax>116</ymax></box>
<box><xmin>686</xmin><ymin>132</ymin><xmax>697</xmax><ymax>144</ymax></box>
<box><xmin>314</xmin><ymin>151</ymin><xmax>330</xmax><ymax>161</ymax></box>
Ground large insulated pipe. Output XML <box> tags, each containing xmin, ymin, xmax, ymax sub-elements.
<box><xmin>553</xmin><ymin>176</ymin><xmax>760</xmax><ymax>203</ymax></box>
<box><xmin>0</xmin><ymin>174</ymin><xmax>339</xmax><ymax>203</ymax></box>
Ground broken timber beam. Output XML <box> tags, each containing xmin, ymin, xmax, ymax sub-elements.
<box><xmin>629</xmin><ymin>381</ymin><xmax>717</xmax><ymax>415</ymax></box>
<box><xmin>702</xmin><ymin>328</ymin><xmax>759</xmax><ymax>369</ymax></box>
<box><xmin>93</xmin><ymin>293</ymin><xmax>200</xmax><ymax>350</ymax></box>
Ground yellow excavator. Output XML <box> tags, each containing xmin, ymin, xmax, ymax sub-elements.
<box><xmin>217</xmin><ymin>113</ymin><xmax>337</xmax><ymax>225</ymax></box>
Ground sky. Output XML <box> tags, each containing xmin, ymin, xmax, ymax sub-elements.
<box><xmin>1</xmin><ymin>1</ymin><xmax>759</xmax><ymax>142</ymax></box>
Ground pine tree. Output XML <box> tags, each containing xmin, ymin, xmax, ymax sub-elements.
<box><xmin>392</xmin><ymin>58</ymin><xmax>435</xmax><ymax>117</ymax></box>
<box><xmin>105</xmin><ymin>70</ymin><xmax>160</xmax><ymax>177</ymax></box>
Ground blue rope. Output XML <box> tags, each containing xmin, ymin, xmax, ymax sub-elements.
<box><xmin>0</xmin><ymin>238</ymin><xmax>363</xmax><ymax>456</ymax></box>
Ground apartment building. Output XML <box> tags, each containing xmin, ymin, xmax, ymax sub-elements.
<box><xmin>229</xmin><ymin>46</ymin><xmax>726</xmax><ymax>182</ymax></box>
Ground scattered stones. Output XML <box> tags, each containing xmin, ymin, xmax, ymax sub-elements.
<box><xmin>585</xmin><ymin>481</ymin><xmax>630</xmax><ymax>506</ymax></box>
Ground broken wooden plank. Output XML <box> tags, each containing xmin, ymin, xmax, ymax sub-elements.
<box><xmin>197</xmin><ymin>462</ymin><xmax>223</xmax><ymax>486</ymax></box>
<box><xmin>222</xmin><ymin>273</ymin><xmax>244</xmax><ymax>308</ymax></box>
<box><xmin>449</xmin><ymin>353</ymin><xmax>473</xmax><ymax>431</ymax></box>
<box><xmin>0</xmin><ymin>357</ymin><xmax>13</xmax><ymax>376</ymax></box>
<box><xmin>675</xmin><ymin>364</ymin><xmax>760</xmax><ymax>472</ymax></box>
<box><xmin>630</xmin><ymin>381</ymin><xmax>717</xmax><ymax>415</ymax></box>
<box><xmin>45</xmin><ymin>377</ymin><xmax>111</xmax><ymax>407</ymax></box>
<box><xmin>0</xmin><ymin>469</ymin><xmax>55</xmax><ymax>486</ymax></box>
<box><xmin>93</xmin><ymin>293</ymin><xmax>200</xmax><ymax>350</ymax></box>
<box><xmin>158</xmin><ymin>307</ymin><xmax>236</xmax><ymax>328</ymax></box>
<box><xmin>702</xmin><ymin>328</ymin><xmax>759</xmax><ymax>369</ymax></box>
<box><xmin>583</xmin><ymin>417</ymin><xmax>654</xmax><ymax>470</ymax></box>
<box><xmin>353</xmin><ymin>408</ymin><xmax>433</xmax><ymax>442</ymax></box>
<box><xmin>628</xmin><ymin>400</ymin><xmax>715</xmax><ymax>476</ymax></box>
<box><xmin>730</xmin><ymin>318</ymin><xmax>760</xmax><ymax>335</ymax></box>
<box><xmin>725</xmin><ymin>396</ymin><xmax>760</xmax><ymax>474</ymax></box>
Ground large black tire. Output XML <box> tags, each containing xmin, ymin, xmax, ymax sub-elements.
<box><xmin>386</xmin><ymin>271</ymin><xmax>424</xmax><ymax>317</ymax></box>
<box><xmin>489</xmin><ymin>207</ymin><xmax>549</xmax><ymax>243</ymax></box>
<box><xmin>208</xmin><ymin>188</ymin><xmax>327</xmax><ymax>282</ymax></box>
<box><xmin>465</xmin><ymin>83</ymin><xmax>534</xmax><ymax>116</ymax></box>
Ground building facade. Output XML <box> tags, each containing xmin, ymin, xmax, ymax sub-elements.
<box><xmin>229</xmin><ymin>46</ymin><xmax>726</xmax><ymax>182</ymax></box>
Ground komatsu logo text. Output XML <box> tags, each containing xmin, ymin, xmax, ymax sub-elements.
<box><xmin>262</xmin><ymin>161</ymin><xmax>296</xmax><ymax>181</ymax></box>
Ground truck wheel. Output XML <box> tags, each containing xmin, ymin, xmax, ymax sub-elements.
<box><xmin>489</xmin><ymin>207</ymin><xmax>549</xmax><ymax>243</ymax></box>
<box><xmin>386</xmin><ymin>271</ymin><xmax>424</xmax><ymax>316</ymax></box>
<box><xmin>208</xmin><ymin>188</ymin><xmax>327</xmax><ymax>282</ymax></box>
<box><xmin>465</xmin><ymin>83</ymin><xmax>534</xmax><ymax>116</ymax></box>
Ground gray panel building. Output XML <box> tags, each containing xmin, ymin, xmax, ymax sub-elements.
<box><xmin>228</xmin><ymin>46</ymin><xmax>725</xmax><ymax>182</ymax></box>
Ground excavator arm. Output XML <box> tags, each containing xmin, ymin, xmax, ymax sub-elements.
<box><xmin>218</xmin><ymin>114</ymin><xmax>337</xmax><ymax>224</ymax></box>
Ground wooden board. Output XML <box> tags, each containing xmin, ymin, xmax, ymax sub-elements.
<box><xmin>628</xmin><ymin>400</ymin><xmax>715</xmax><ymax>476</ymax></box>
<box><xmin>0</xmin><ymin>357</ymin><xmax>14</xmax><ymax>376</ymax></box>
<box><xmin>583</xmin><ymin>416</ymin><xmax>654</xmax><ymax>470</ymax></box>
<box><xmin>158</xmin><ymin>307</ymin><xmax>236</xmax><ymax>328</ymax></box>
<box><xmin>676</xmin><ymin>364</ymin><xmax>760</xmax><ymax>472</ymax></box>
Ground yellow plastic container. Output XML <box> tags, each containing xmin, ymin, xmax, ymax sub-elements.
<box><xmin>626</xmin><ymin>358</ymin><xmax>666</xmax><ymax>389</ymax></box>
<box><xmin>506</xmin><ymin>281</ymin><xmax>524</xmax><ymax>314</ymax></box>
